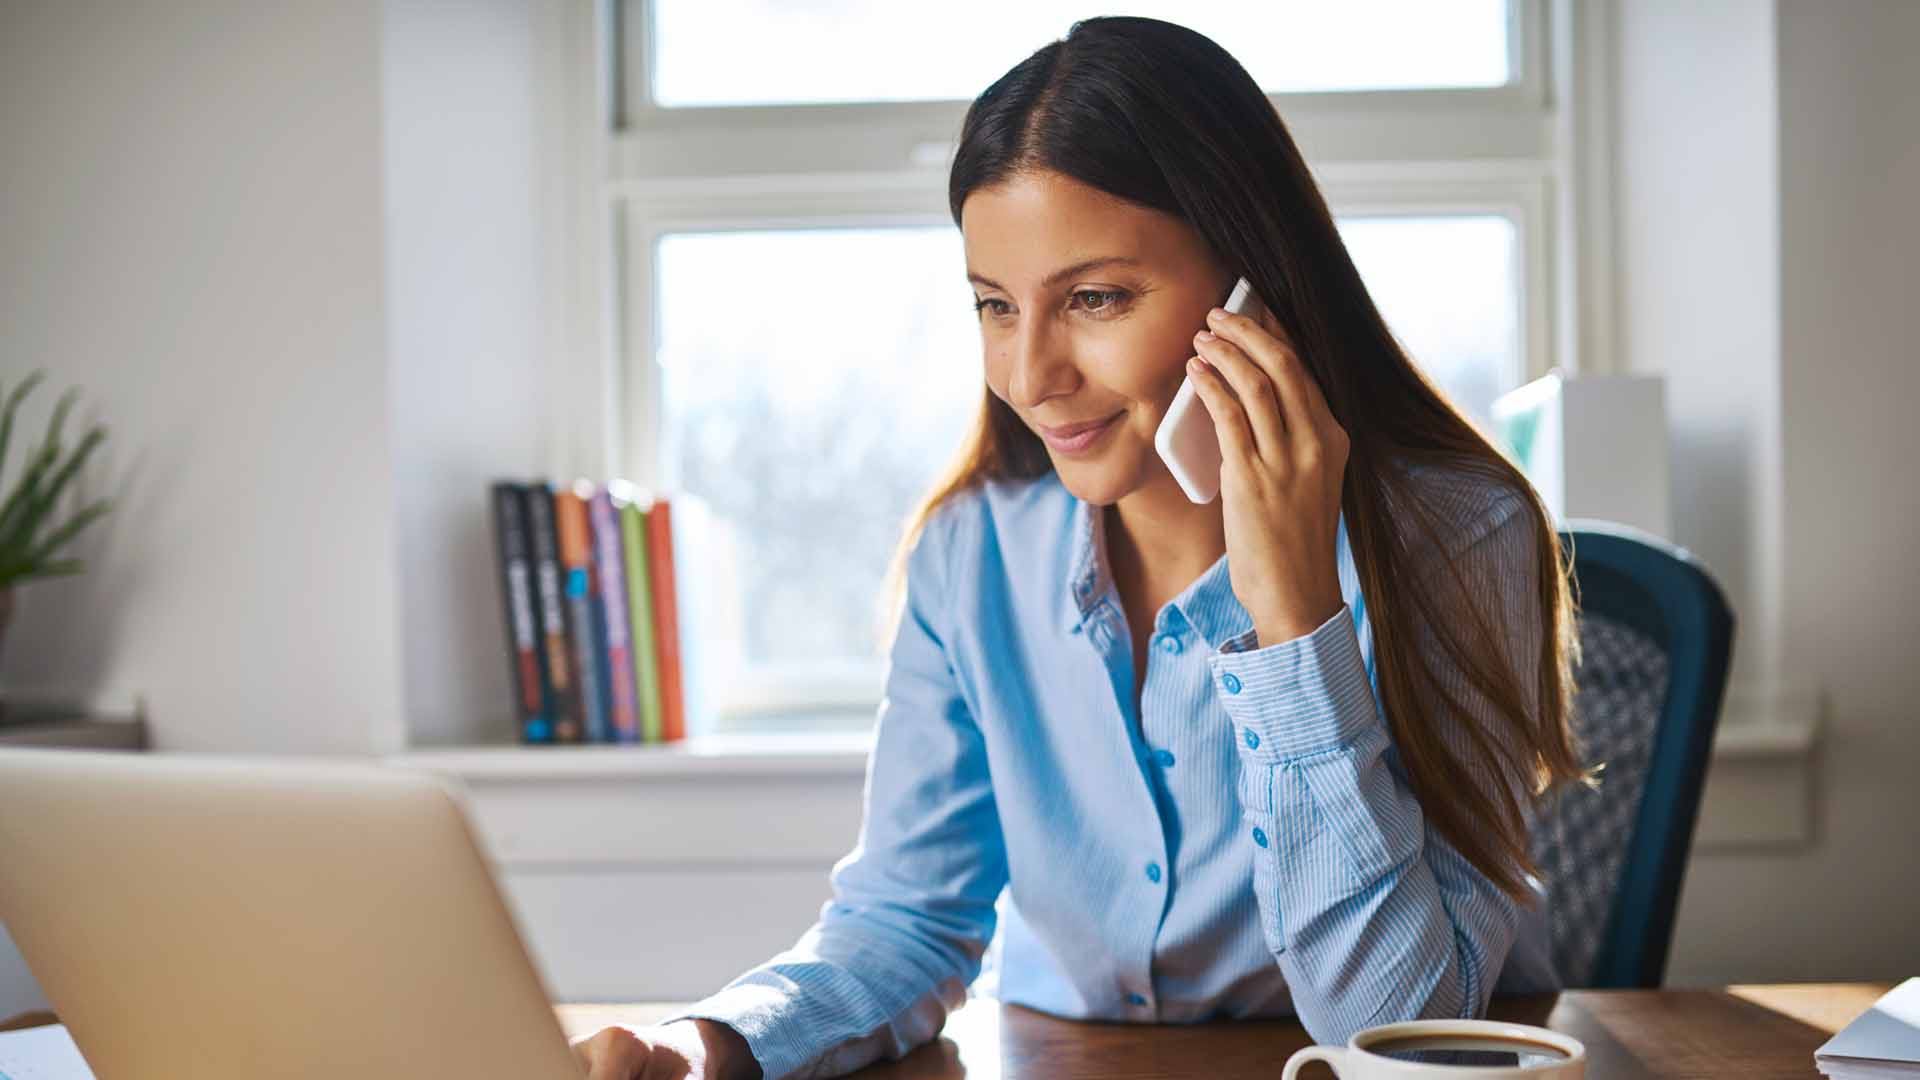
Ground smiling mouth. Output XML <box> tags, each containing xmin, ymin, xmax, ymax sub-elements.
<box><xmin>1036</xmin><ymin>411</ymin><xmax>1123</xmax><ymax>453</ymax></box>
<box><xmin>1037</xmin><ymin>412</ymin><xmax>1122</xmax><ymax>439</ymax></box>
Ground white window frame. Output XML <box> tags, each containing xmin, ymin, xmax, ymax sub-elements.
<box><xmin>552</xmin><ymin>0</ymin><xmax>1617</xmax><ymax>729</ymax></box>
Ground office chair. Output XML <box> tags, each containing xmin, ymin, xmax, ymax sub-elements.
<box><xmin>1530</xmin><ymin>519</ymin><xmax>1735</xmax><ymax>988</ymax></box>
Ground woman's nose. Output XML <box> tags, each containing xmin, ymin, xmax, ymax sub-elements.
<box><xmin>1004</xmin><ymin>318</ymin><xmax>1077</xmax><ymax>409</ymax></box>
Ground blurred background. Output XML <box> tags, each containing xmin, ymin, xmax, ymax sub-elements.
<box><xmin>1</xmin><ymin>0</ymin><xmax>1914</xmax><ymax>1013</ymax></box>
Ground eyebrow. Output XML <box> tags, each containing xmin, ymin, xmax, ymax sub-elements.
<box><xmin>965</xmin><ymin>256</ymin><xmax>1145</xmax><ymax>292</ymax></box>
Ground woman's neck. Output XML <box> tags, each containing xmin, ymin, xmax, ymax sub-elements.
<box><xmin>1104</xmin><ymin>473</ymin><xmax>1227</xmax><ymax>601</ymax></box>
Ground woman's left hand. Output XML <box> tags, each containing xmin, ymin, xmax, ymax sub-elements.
<box><xmin>1185</xmin><ymin>300</ymin><xmax>1350</xmax><ymax>647</ymax></box>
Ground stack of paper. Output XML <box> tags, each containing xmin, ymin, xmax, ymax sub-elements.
<box><xmin>1819</xmin><ymin>978</ymin><xmax>1920</xmax><ymax>1079</ymax></box>
<box><xmin>0</xmin><ymin>1022</ymin><xmax>96</xmax><ymax>1079</ymax></box>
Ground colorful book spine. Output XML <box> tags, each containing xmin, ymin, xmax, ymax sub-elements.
<box><xmin>645</xmin><ymin>494</ymin><xmax>686</xmax><ymax>741</ymax></box>
<box><xmin>524</xmin><ymin>483</ymin><xmax>584</xmax><ymax>743</ymax></box>
<box><xmin>490</xmin><ymin>482</ymin><xmax>551</xmax><ymax>743</ymax></box>
<box><xmin>588</xmin><ymin>485</ymin><xmax>641</xmax><ymax>743</ymax></box>
<box><xmin>614</xmin><ymin>482</ymin><xmax>664</xmax><ymax>743</ymax></box>
<box><xmin>554</xmin><ymin>486</ymin><xmax>612</xmax><ymax>742</ymax></box>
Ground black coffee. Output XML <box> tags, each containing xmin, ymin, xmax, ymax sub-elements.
<box><xmin>1363</xmin><ymin>1034</ymin><xmax>1571</xmax><ymax>1068</ymax></box>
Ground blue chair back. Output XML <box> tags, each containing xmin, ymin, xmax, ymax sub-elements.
<box><xmin>1529</xmin><ymin>519</ymin><xmax>1735</xmax><ymax>988</ymax></box>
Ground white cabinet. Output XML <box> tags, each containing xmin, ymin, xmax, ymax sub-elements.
<box><xmin>391</xmin><ymin>739</ymin><xmax>868</xmax><ymax>1002</ymax></box>
<box><xmin>1491</xmin><ymin>373</ymin><xmax>1672</xmax><ymax>537</ymax></box>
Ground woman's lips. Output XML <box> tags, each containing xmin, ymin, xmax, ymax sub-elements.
<box><xmin>1038</xmin><ymin>411</ymin><xmax>1122</xmax><ymax>454</ymax></box>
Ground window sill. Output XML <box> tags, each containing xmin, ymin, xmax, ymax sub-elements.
<box><xmin>387</xmin><ymin>731</ymin><xmax>874</xmax><ymax>781</ymax></box>
<box><xmin>389</xmin><ymin>716</ymin><xmax>1812</xmax><ymax>777</ymax></box>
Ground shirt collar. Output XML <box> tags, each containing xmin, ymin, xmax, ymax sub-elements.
<box><xmin>1053</xmin><ymin>473</ymin><xmax>1256</xmax><ymax>652</ymax></box>
<box><xmin>1052</xmin><ymin>470</ymin><xmax>1352</xmax><ymax>654</ymax></box>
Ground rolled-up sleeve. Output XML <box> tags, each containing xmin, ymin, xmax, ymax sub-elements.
<box><xmin>1209</xmin><ymin>494</ymin><xmax>1539</xmax><ymax>1045</ymax></box>
<box><xmin>661</xmin><ymin>508</ymin><xmax>1009</xmax><ymax>1080</ymax></box>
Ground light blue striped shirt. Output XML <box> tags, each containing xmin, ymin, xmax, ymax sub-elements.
<box><xmin>667</xmin><ymin>463</ymin><xmax>1557</xmax><ymax>1080</ymax></box>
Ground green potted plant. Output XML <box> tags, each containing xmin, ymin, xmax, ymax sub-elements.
<box><xmin>0</xmin><ymin>371</ymin><xmax>113</xmax><ymax>693</ymax></box>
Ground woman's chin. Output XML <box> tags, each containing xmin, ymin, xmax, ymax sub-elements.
<box><xmin>1051</xmin><ymin>445</ymin><xmax>1143</xmax><ymax>504</ymax></box>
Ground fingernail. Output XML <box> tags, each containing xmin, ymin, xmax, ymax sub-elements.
<box><xmin>1208</xmin><ymin>307</ymin><xmax>1227</xmax><ymax>322</ymax></box>
<box><xmin>1187</xmin><ymin>357</ymin><xmax>1207</xmax><ymax>373</ymax></box>
<box><xmin>1196</xmin><ymin>330</ymin><xmax>1216</xmax><ymax>343</ymax></box>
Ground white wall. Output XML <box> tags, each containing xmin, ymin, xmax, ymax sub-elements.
<box><xmin>0</xmin><ymin>0</ymin><xmax>572</xmax><ymax>751</ymax></box>
<box><xmin>1611</xmin><ymin>0</ymin><xmax>1784</xmax><ymax>692</ymax></box>
<box><xmin>0</xmin><ymin>0</ymin><xmax>403</xmax><ymax>754</ymax></box>
<box><xmin>380</xmin><ymin>0</ymin><xmax>576</xmax><ymax>749</ymax></box>
<box><xmin>1688</xmin><ymin>0</ymin><xmax>1920</xmax><ymax>983</ymax></box>
<box><xmin>1614</xmin><ymin>0</ymin><xmax>1920</xmax><ymax>983</ymax></box>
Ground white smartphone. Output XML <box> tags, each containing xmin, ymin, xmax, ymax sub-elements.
<box><xmin>1154</xmin><ymin>276</ymin><xmax>1261</xmax><ymax>504</ymax></box>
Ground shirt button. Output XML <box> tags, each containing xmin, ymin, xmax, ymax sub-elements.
<box><xmin>1128</xmin><ymin>992</ymin><xmax>1148</xmax><ymax>1006</ymax></box>
<box><xmin>1222</xmin><ymin>672</ymin><xmax>1243</xmax><ymax>694</ymax></box>
<box><xmin>1152</xmin><ymin>748</ymin><xmax>1175</xmax><ymax>768</ymax></box>
<box><xmin>1243</xmin><ymin>728</ymin><xmax>1260</xmax><ymax>749</ymax></box>
<box><xmin>1145</xmin><ymin>861</ymin><xmax>1162</xmax><ymax>884</ymax></box>
<box><xmin>1252</xmin><ymin>826</ymin><xmax>1269</xmax><ymax>848</ymax></box>
<box><xmin>1155</xmin><ymin>633</ymin><xmax>1182</xmax><ymax>654</ymax></box>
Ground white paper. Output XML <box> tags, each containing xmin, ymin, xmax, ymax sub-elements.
<box><xmin>0</xmin><ymin>1023</ymin><xmax>96</xmax><ymax>1080</ymax></box>
<box><xmin>1818</xmin><ymin>978</ymin><xmax>1920</xmax><ymax>1071</ymax></box>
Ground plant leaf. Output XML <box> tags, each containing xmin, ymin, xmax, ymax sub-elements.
<box><xmin>0</xmin><ymin>450</ymin><xmax>51</xmax><ymax>551</ymax></box>
<box><xmin>30</xmin><ymin>559</ymin><xmax>86</xmax><ymax>579</ymax></box>
<box><xmin>10</xmin><ymin>426</ymin><xmax>107</xmax><ymax>547</ymax></box>
<box><xmin>19</xmin><ymin>497</ymin><xmax>112</xmax><ymax>568</ymax></box>
<box><xmin>0</xmin><ymin>370</ymin><xmax>46</xmax><ymax>491</ymax></box>
<box><xmin>44</xmin><ymin>426</ymin><xmax>107</xmax><ymax>499</ymax></box>
<box><xmin>0</xmin><ymin>383</ymin><xmax>111</xmax><ymax>561</ymax></box>
<box><xmin>0</xmin><ymin>557</ymin><xmax>85</xmax><ymax>586</ymax></box>
<box><xmin>39</xmin><ymin>386</ymin><xmax>78</xmax><ymax>470</ymax></box>
<box><xmin>5</xmin><ymin>385</ymin><xmax>79</xmax><ymax>533</ymax></box>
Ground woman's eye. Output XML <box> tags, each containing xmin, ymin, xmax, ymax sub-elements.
<box><xmin>969</xmin><ymin>290</ymin><xmax>1129</xmax><ymax>320</ymax></box>
<box><xmin>1072</xmin><ymin>289</ymin><xmax>1129</xmax><ymax>315</ymax></box>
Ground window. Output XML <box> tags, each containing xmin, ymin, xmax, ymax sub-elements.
<box><xmin>1337</xmin><ymin>215</ymin><xmax>1521</xmax><ymax>422</ymax></box>
<box><xmin>591</xmin><ymin>0</ymin><xmax>1583</xmax><ymax>733</ymax></box>
<box><xmin>654</xmin><ymin>227</ymin><xmax>977</xmax><ymax>733</ymax></box>
<box><xmin>648</xmin><ymin>0</ymin><xmax>1512</xmax><ymax>106</ymax></box>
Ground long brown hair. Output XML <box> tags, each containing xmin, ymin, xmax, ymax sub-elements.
<box><xmin>879</xmin><ymin>16</ymin><xmax>1584</xmax><ymax>900</ymax></box>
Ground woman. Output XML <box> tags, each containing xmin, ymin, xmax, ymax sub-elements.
<box><xmin>573</xmin><ymin>16</ymin><xmax>1584</xmax><ymax>1080</ymax></box>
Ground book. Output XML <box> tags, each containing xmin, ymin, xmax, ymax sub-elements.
<box><xmin>1818</xmin><ymin>978</ymin><xmax>1920</xmax><ymax>1079</ymax></box>
<box><xmin>553</xmin><ymin>485</ymin><xmax>612</xmax><ymax>742</ymax></box>
<box><xmin>587</xmin><ymin>484</ymin><xmax>641</xmax><ymax>743</ymax></box>
<box><xmin>489</xmin><ymin>482</ymin><xmax>550</xmax><ymax>743</ymax></box>
<box><xmin>614</xmin><ymin>482</ymin><xmax>666</xmax><ymax>743</ymax></box>
<box><xmin>524</xmin><ymin>482</ymin><xmax>583</xmax><ymax>742</ymax></box>
<box><xmin>645</xmin><ymin>493</ymin><xmax>687</xmax><ymax>741</ymax></box>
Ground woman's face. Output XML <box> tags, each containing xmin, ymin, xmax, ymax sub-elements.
<box><xmin>961</xmin><ymin>169</ymin><xmax>1234</xmax><ymax>504</ymax></box>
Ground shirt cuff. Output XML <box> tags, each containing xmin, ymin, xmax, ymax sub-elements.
<box><xmin>1208</xmin><ymin>603</ymin><xmax>1382</xmax><ymax>761</ymax></box>
<box><xmin>656</xmin><ymin>981</ymin><xmax>792</xmax><ymax>1080</ymax></box>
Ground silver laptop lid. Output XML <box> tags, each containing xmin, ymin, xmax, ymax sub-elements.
<box><xmin>0</xmin><ymin>748</ymin><xmax>580</xmax><ymax>1079</ymax></box>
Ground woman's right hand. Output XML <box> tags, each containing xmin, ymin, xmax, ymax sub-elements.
<box><xmin>569</xmin><ymin>1017</ymin><xmax>761</xmax><ymax>1080</ymax></box>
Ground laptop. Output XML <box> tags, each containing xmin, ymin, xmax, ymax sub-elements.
<box><xmin>0</xmin><ymin>747</ymin><xmax>583</xmax><ymax>1079</ymax></box>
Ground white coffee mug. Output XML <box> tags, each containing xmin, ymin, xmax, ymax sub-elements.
<box><xmin>1282</xmin><ymin>1018</ymin><xmax>1585</xmax><ymax>1078</ymax></box>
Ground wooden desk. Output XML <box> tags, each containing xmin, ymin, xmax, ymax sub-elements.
<box><xmin>0</xmin><ymin>984</ymin><xmax>1889</xmax><ymax>1076</ymax></box>
<box><xmin>556</xmin><ymin>984</ymin><xmax>1889</xmax><ymax>1079</ymax></box>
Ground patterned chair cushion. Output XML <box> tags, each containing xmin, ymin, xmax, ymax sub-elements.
<box><xmin>1528</xmin><ymin>610</ymin><xmax>1671</xmax><ymax>987</ymax></box>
